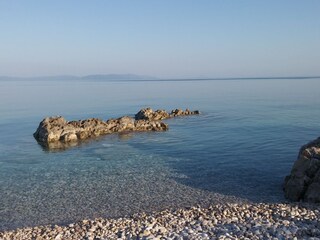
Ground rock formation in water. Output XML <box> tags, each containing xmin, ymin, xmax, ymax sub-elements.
<box><xmin>284</xmin><ymin>137</ymin><xmax>320</xmax><ymax>203</ymax></box>
<box><xmin>34</xmin><ymin>108</ymin><xmax>199</xmax><ymax>149</ymax></box>
<box><xmin>135</xmin><ymin>108</ymin><xmax>199</xmax><ymax>121</ymax></box>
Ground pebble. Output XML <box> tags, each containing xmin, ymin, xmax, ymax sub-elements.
<box><xmin>0</xmin><ymin>203</ymin><xmax>319</xmax><ymax>240</ymax></box>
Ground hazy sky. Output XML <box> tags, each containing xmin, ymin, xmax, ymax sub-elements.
<box><xmin>0</xmin><ymin>1</ymin><xmax>319</xmax><ymax>78</ymax></box>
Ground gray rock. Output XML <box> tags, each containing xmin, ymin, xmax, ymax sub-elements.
<box><xmin>284</xmin><ymin>137</ymin><xmax>320</xmax><ymax>203</ymax></box>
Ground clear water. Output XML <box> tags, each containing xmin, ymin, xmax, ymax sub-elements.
<box><xmin>0</xmin><ymin>78</ymin><xmax>320</xmax><ymax>230</ymax></box>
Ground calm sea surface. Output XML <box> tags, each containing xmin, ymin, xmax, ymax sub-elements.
<box><xmin>0</xmin><ymin>78</ymin><xmax>320</xmax><ymax>230</ymax></box>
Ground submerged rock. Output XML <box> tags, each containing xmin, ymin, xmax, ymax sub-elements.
<box><xmin>34</xmin><ymin>108</ymin><xmax>199</xmax><ymax>149</ymax></box>
<box><xmin>284</xmin><ymin>137</ymin><xmax>320</xmax><ymax>203</ymax></box>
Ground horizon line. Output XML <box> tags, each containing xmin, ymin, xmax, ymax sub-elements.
<box><xmin>0</xmin><ymin>74</ymin><xmax>320</xmax><ymax>82</ymax></box>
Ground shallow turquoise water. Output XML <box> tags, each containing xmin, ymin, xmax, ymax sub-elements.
<box><xmin>0</xmin><ymin>78</ymin><xmax>320</xmax><ymax>230</ymax></box>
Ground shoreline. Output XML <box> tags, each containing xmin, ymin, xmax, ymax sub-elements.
<box><xmin>1</xmin><ymin>202</ymin><xmax>319</xmax><ymax>239</ymax></box>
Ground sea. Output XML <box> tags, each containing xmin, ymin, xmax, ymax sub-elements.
<box><xmin>0</xmin><ymin>78</ymin><xmax>320</xmax><ymax>230</ymax></box>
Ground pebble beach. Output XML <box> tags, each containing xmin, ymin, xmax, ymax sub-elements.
<box><xmin>2</xmin><ymin>0</ymin><xmax>320</xmax><ymax>238</ymax></box>
<box><xmin>1</xmin><ymin>202</ymin><xmax>319</xmax><ymax>240</ymax></box>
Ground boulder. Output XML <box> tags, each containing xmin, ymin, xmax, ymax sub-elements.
<box><xmin>34</xmin><ymin>107</ymin><xmax>199</xmax><ymax>149</ymax></box>
<box><xmin>33</xmin><ymin>117</ymin><xmax>108</xmax><ymax>143</ymax></box>
<box><xmin>284</xmin><ymin>137</ymin><xmax>320</xmax><ymax>202</ymax></box>
<box><xmin>33</xmin><ymin>116</ymin><xmax>67</xmax><ymax>143</ymax></box>
<box><xmin>135</xmin><ymin>108</ymin><xmax>169</xmax><ymax>121</ymax></box>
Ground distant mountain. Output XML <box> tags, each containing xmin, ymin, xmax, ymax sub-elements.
<box><xmin>82</xmin><ymin>74</ymin><xmax>157</xmax><ymax>80</ymax></box>
<box><xmin>32</xmin><ymin>75</ymin><xmax>80</xmax><ymax>81</ymax></box>
<box><xmin>0</xmin><ymin>74</ymin><xmax>157</xmax><ymax>81</ymax></box>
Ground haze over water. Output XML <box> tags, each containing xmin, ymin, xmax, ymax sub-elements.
<box><xmin>0</xmin><ymin>78</ymin><xmax>320</xmax><ymax>230</ymax></box>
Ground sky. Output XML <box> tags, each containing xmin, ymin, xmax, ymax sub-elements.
<box><xmin>0</xmin><ymin>1</ymin><xmax>319</xmax><ymax>78</ymax></box>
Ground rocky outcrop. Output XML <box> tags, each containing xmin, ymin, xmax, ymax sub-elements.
<box><xmin>34</xmin><ymin>108</ymin><xmax>199</xmax><ymax>149</ymax></box>
<box><xmin>135</xmin><ymin>108</ymin><xmax>199</xmax><ymax>121</ymax></box>
<box><xmin>135</xmin><ymin>108</ymin><xmax>170</xmax><ymax>121</ymax></box>
<box><xmin>284</xmin><ymin>137</ymin><xmax>320</xmax><ymax>203</ymax></box>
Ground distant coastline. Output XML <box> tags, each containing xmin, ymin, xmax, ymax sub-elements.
<box><xmin>0</xmin><ymin>74</ymin><xmax>157</xmax><ymax>81</ymax></box>
<box><xmin>0</xmin><ymin>74</ymin><xmax>320</xmax><ymax>82</ymax></box>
